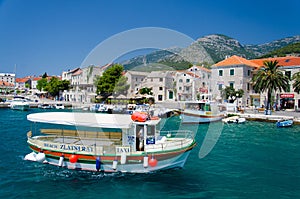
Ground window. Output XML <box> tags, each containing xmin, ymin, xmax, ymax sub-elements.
<box><xmin>169</xmin><ymin>91</ymin><xmax>173</xmax><ymax>99</ymax></box>
<box><xmin>179</xmin><ymin>79</ymin><xmax>183</xmax><ymax>83</ymax></box>
<box><xmin>186</xmin><ymin>79</ymin><xmax>190</xmax><ymax>83</ymax></box>
<box><xmin>159</xmin><ymin>78</ymin><xmax>163</xmax><ymax>82</ymax></box>
<box><xmin>185</xmin><ymin>86</ymin><xmax>190</xmax><ymax>91</ymax></box>
<box><xmin>248</xmin><ymin>70</ymin><xmax>251</xmax><ymax>76</ymax></box>
<box><xmin>247</xmin><ymin>83</ymin><xmax>250</xmax><ymax>91</ymax></box>
<box><xmin>179</xmin><ymin>86</ymin><xmax>182</xmax><ymax>90</ymax></box>
<box><xmin>219</xmin><ymin>70</ymin><xmax>223</xmax><ymax>76</ymax></box>
<box><xmin>285</xmin><ymin>71</ymin><xmax>291</xmax><ymax>79</ymax></box>
<box><xmin>218</xmin><ymin>84</ymin><xmax>222</xmax><ymax>90</ymax></box>
<box><xmin>229</xmin><ymin>82</ymin><xmax>234</xmax><ymax>89</ymax></box>
<box><xmin>159</xmin><ymin>87</ymin><xmax>163</xmax><ymax>91</ymax></box>
<box><xmin>158</xmin><ymin>95</ymin><xmax>163</xmax><ymax>101</ymax></box>
<box><xmin>230</xmin><ymin>69</ymin><xmax>234</xmax><ymax>76</ymax></box>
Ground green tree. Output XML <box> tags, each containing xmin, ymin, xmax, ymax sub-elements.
<box><xmin>44</xmin><ymin>77</ymin><xmax>70</xmax><ymax>98</ymax></box>
<box><xmin>36</xmin><ymin>78</ymin><xmax>48</xmax><ymax>91</ymax></box>
<box><xmin>252</xmin><ymin>60</ymin><xmax>289</xmax><ymax>113</ymax></box>
<box><xmin>114</xmin><ymin>76</ymin><xmax>130</xmax><ymax>95</ymax></box>
<box><xmin>95</xmin><ymin>64</ymin><xmax>124</xmax><ymax>98</ymax></box>
<box><xmin>292</xmin><ymin>71</ymin><xmax>300</xmax><ymax>93</ymax></box>
<box><xmin>221</xmin><ymin>86</ymin><xmax>244</xmax><ymax>103</ymax></box>
<box><xmin>139</xmin><ymin>87</ymin><xmax>153</xmax><ymax>95</ymax></box>
<box><xmin>25</xmin><ymin>83</ymin><xmax>31</xmax><ymax>89</ymax></box>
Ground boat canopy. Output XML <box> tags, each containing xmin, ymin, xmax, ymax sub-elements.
<box><xmin>27</xmin><ymin>112</ymin><xmax>133</xmax><ymax>129</ymax></box>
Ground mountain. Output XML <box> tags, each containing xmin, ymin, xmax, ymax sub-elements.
<box><xmin>259</xmin><ymin>42</ymin><xmax>300</xmax><ymax>58</ymax></box>
<box><xmin>245</xmin><ymin>35</ymin><xmax>300</xmax><ymax>57</ymax></box>
<box><xmin>122</xmin><ymin>34</ymin><xmax>300</xmax><ymax>71</ymax></box>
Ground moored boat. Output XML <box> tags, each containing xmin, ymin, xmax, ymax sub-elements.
<box><xmin>9</xmin><ymin>96</ymin><xmax>30</xmax><ymax>111</ymax></box>
<box><xmin>222</xmin><ymin>116</ymin><xmax>246</xmax><ymax>124</ymax></box>
<box><xmin>276</xmin><ymin>119</ymin><xmax>293</xmax><ymax>127</ymax></box>
<box><xmin>180</xmin><ymin>101</ymin><xmax>225</xmax><ymax>123</ymax></box>
<box><xmin>24</xmin><ymin>112</ymin><xmax>196</xmax><ymax>173</ymax></box>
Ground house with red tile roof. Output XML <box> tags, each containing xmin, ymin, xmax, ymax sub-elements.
<box><xmin>174</xmin><ymin>65</ymin><xmax>211</xmax><ymax>101</ymax></box>
<box><xmin>211</xmin><ymin>55</ymin><xmax>300</xmax><ymax>110</ymax></box>
<box><xmin>61</xmin><ymin>65</ymin><xmax>103</xmax><ymax>103</ymax></box>
<box><xmin>211</xmin><ymin>55</ymin><xmax>256</xmax><ymax>107</ymax></box>
<box><xmin>15</xmin><ymin>77</ymin><xmax>31</xmax><ymax>90</ymax></box>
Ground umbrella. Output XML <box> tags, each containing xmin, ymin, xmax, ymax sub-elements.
<box><xmin>116</xmin><ymin>94</ymin><xmax>127</xmax><ymax>99</ymax></box>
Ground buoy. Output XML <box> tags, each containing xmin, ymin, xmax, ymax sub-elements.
<box><xmin>69</xmin><ymin>154</ymin><xmax>78</xmax><ymax>163</ymax></box>
<box><xmin>120</xmin><ymin>152</ymin><xmax>127</xmax><ymax>164</ymax></box>
<box><xmin>96</xmin><ymin>156</ymin><xmax>101</xmax><ymax>171</ymax></box>
<box><xmin>131</xmin><ymin>112</ymin><xmax>139</xmax><ymax>121</ymax></box>
<box><xmin>35</xmin><ymin>152</ymin><xmax>46</xmax><ymax>162</ymax></box>
<box><xmin>131</xmin><ymin>112</ymin><xmax>148</xmax><ymax>122</ymax></box>
<box><xmin>148</xmin><ymin>156</ymin><xmax>158</xmax><ymax>167</ymax></box>
<box><xmin>24</xmin><ymin>152</ymin><xmax>37</xmax><ymax>161</ymax></box>
<box><xmin>112</xmin><ymin>158</ymin><xmax>118</xmax><ymax>170</ymax></box>
<box><xmin>58</xmin><ymin>154</ymin><xmax>64</xmax><ymax>167</ymax></box>
<box><xmin>143</xmin><ymin>156</ymin><xmax>149</xmax><ymax>168</ymax></box>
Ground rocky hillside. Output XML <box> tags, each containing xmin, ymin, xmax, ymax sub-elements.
<box><xmin>122</xmin><ymin>34</ymin><xmax>300</xmax><ymax>71</ymax></box>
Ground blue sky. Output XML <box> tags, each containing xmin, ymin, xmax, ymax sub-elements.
<box><xmin>0</xmin><ymin>0</ymin><xmax>299</xmax><ymax>77</ymax></box>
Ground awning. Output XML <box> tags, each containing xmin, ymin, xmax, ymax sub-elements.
<box><xmin>27</xmin><ymin>112</ymin><xmax>133</xmax><ymax>129</ymax></box>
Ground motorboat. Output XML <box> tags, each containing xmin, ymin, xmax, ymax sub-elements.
<box><xmin>222</xmin><ymin>116</ymin><xmax>246</xmax><ymax>124</ymax></box>
<box><xmin>24</xmin><ymin>112</ymin><xmax>196</xmax><ymax>173</ymax></box>
<box><xmin>54</xmin><ymin>103</ymin><xmax>65</xmax><ymax>109</ymax></box>
<box><xmin>38</xmin><ymin>103</ymin><xmax>52</xmax><ymax>109</ymax></box>
<box><xmin>276</xmin><ymin>119</ymin><xmax>293</xmax><ymax>127</ymax></box>
<box><xmin>9</xmin><ymin>96</ymin><xmax>30</xmax><ymax>111</ymax></box>
<box><xmin>180</xmin><ymin>101</ymin><xmax>225</xmax><ymax>123</ymax></box>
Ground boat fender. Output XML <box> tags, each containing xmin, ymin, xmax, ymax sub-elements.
<box><xmin>143</xmin><ymin>156</ymin><xmax>149</xmax><ymax>168</ymax></box>
<box><xmin>112</xmin><ymin>158</ymin><xmax>118</xmax><ymax>170</ymax></box>
<box><xmin>120</xmin><ymin>152</ymin><xmax>127</xmax><ymax>164</ymax></box>
<box><xmin>58</xmin><ymin>154</ymin><xmax>64</xmax><ymax>167</ymax></box>
<box><xmin>96</xmin><ymin>156</ymin><xmax>101</xmax><ymax>171</ymax></box>
<box><xmin>149</xmin><ymin>156</ymin><xmax>158</xmax><ymax>167</ymax></box>
<box><xmin>35</xmin><ymin>152</ymin><xmax>46</xmax><ymax>163</ymax></box>
<box><xmin>69</xmin><ymin>154</ymin><xmax>78</xmax><ymax>163</ymax></box>
<box><xmin>24</xmin><ymin>152</ymin><xmax>37</xmax><ymax>161</ymax></box>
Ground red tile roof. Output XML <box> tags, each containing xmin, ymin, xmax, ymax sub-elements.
<box><xmin>213</xmin><ymin>55</ymin><xmax>259</xmax><ymax>68</ymax></box>
<box><xmin>0</xmin><ymin>81</ymin><xmax>14</xmax><ymax>87</ymax></box>
<box><xmin>15</xmin><ymin>78</ymin><xmax>30</xmax><ymax>83</ymax></box>
<box><xmin>251</xmin><ymin>56</ymin><xmax>300</xmax><ymax>68</ymax></box>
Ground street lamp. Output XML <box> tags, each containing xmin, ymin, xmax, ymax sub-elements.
<box><xmin>236</xmin><ymin>93</ymin><xmax>240</xmax><ymax>112</ymax></box>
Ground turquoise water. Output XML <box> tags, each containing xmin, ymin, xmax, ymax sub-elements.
<box><xmin>1</xmin><ymin>108</ymin><xmax>300</xmax><ymax>198</ymax></box>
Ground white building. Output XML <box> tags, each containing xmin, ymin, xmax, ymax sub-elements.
<box><xmin>0</xmin><ymin>73</ymin><xmax>15</xmax><ymax>85</ymax></box>
<box><xmin>141</xmin><ymin>71</ymin><xmax>175</xmax><ymax>102</ymax></box>
<box><xmin>124</xmin><ymin>71</ymin><xmax>149</xmax><ymax>97</ymax></box>
<box><xmin>62</xmin><ymin>66</ymin><xmax>103</xmax><ymax>103</ymax></box>
<box><xmin>211</xmin><ymin>55</ymin><xmax>300</xmax><ymax>110</ymax></box>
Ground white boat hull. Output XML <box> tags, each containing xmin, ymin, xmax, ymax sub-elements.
<box><xmin>10</xmin><ymin>103</ymin><xmax>30</xmax><ymax>111</ymax></box>
<box><xmin>29</xmin><ymin>151</ymin><xmax>192</xmax><ymax>173</ymax></box>
<box><xmin>181</xmin><ymin>110</ymin><xmax>223</xmax><ymax>123</ymax></box>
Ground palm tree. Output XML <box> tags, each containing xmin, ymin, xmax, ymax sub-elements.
<box><xmin>252</xmin><ymin>60</ymin><xmax>289</xmax><ymax>114</ymax></box>
<box><xmin>292</xmin><ymin>71</ymin><xmax>300</xmax><ymax>93</ymax></box>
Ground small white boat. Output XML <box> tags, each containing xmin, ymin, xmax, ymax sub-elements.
<box><xmin>25</xmin><ymin>112</ymin><xmax>196</xmax><ymax>173</ymax></box>
<box><xmin>9</xmin><ymin>96</ymin><xmax>30</xmax><ymax>111</ymax></box>
<box><xmin>180</xmin><ymin>101</ymin><xmax>224</xmax><ymax>123</ymax></box>
<box><xmin>38</xmin><ymin>103</ymin><xmax>52</xmax><ymax>109</ymax></box>
<box><xmin>54</xmin><ymin>103</ymin><xmax>64</xmax><ymax>109</ymax></box>
<box><xmin>222</xmin><ymin>116</ymin><xmax>246</xmax><ymax>124</ymax></box>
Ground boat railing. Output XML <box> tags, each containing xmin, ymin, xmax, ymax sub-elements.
<box><xmin>144</xmin><ymin>130</ymin><xmax>194</xmax><ymax>153</ymax></box>
<box><xmin>159</xmin><ymin>130</ymin><xmax>194</xmax><ymax>139</ymax></box>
